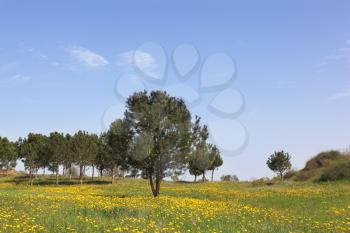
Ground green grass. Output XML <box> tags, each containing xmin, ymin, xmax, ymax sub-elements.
<box><xmin>0</xmin><ymin>175</ymin><xmax>349</xmax><ymax>233</ymax></box>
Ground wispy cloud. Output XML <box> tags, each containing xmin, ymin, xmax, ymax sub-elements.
<box><xmin>0</xmin><ymin>73</ymin><xmax>31</xmax><ymax>87</ymax></box>
<box><xmin>69</xmin><ymin>46</ymin><xmax>109</xmax><ymax>68</ymax></box>
<box><xmin>328</xmin><ymin>85</ymin><xmax>350</xmax><ymax>102</ymax></box>
<box><xmin>316</xmin><ymin>40</ymin><xmax>350</xmax><ymax>71</ymax></box>
<box><xmin>0</xmin><ymin>62</ymin><xmax>17</xmax><ymax>73</ymax></box>
<box><xmin>116</xmin><ymin>50</ymin><xmax>159</xmax><ymax>78</ymax></box>
<box><xmin>17</xmin><ymin>42</ymin><xmax>49</xmax><ymax>62</ymax></box>
<box><xmin>9</xmin><ymin>74</ymin><xmax>31</xmax><ymax>82</ymax></box>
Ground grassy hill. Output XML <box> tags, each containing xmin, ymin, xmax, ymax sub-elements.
<box><xmin>287</xmin><ymin>150</ymin><xmax>350</xmax><ymax>182</ymax></box>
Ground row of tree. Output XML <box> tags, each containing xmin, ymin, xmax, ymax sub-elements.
<box><xmin>0</xmin><ymin>91</ymin><xmax>223</xmax><ymax>196</ymax></box>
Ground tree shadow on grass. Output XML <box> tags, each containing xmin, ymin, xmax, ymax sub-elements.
<box><xmin>5</xmin><ymin>175</ymin><xmax>111</xmax><ymax>186</ymax></box>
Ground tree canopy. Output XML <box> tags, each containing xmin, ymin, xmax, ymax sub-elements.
<box><xmin>267</xmin><ymin>151</ymin><xmax>292</xmax><ymax>180</ymax></box>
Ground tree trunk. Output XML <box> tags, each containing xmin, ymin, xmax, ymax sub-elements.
<box><xmin>211</xmin><ymin>169</ymin><xmax>214</xmax><ymax>182</ymax></box>
<box><xmin>112</xmin><ymin>166</ymin><xmax>116</xmax><ymax>184</ymax></box>
<box><xmin>121</xmin><ymin>169</ymin><xmax>125</xmax><ymax>179</ymax></box>
<box><xmin>68</xmin><ymin>164</ymin><xmax>72</xmax><ymax>180</ymax></box>
<box><xmin>69</xmin><ymin>165</ymin><xmax>72</xmax><ymax>180</ymax></box>
<box><xmin>79</xmin><ymin>165</ymin><xmax>84</xmax><ymax>184</ymax></box>
<box><xmin>155</xmin><ymin>178</ymin><xmax>160</xmax><ymax>197</ymax></box>
<box><xmin>55</xmin><ymin>169</ymin><xmax>59</xmax><ymax>185</ymax></box>
<box><xmin>149</xmin><ymin>174</ymin><xmax>160</xmax><ymax>197</ymax></box>
<box><xmin>194</xmin><ymin>175</ymin><xmax>197</xmax><ymax>182</ymax></box>
<box><xmin>202</xmin><ymin>171</ymin><xmax>206</xmax><ymax>183</ymax></box>
<box><xmin>91</xmin><ymin>165</ymin><xmax>94</xmax><ymax>180</ymax></box>
<box><xmin>99</xmin><ymin>167</ymin><xmax>103</xmax><ymax>177</ymax></box>
<box><xmin>280</xmin><ymin>171</ymin><xmax>284</xmax><ymax>181</ymax></box>
<box><xmin>29</xmin><ymin>166</ymin><xmax>33</xmax><ymax>186</ymax></box>
<box><xmin>43</xmin><ymin>167</ymin><xmax>46</xmax><ymax>176</ymax></box>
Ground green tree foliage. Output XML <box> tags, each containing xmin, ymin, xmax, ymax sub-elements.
<box><xmin>0</xmin><ymin>136</ymin><xmax>17</xmax><ymax>170</ymax></box>
<box><xmin>125</xmin><ymin>91</ymin><xmax>192</xmax><ymax>197</ymax></box>
<box><xmin>267</xmin><ymin>151</ymin><xmax>292</xmax><ymax>180</ymax></box>
<box><xmin>48</xmin><ymin>132</ymin><xmax>67</xmax><ymax>185</ymax></box>
<box><xmin>188</xmin><ymin>116</ymin><xmax>223</xmax><ymax>182</ymax></box>
<box><xmin>62</xmin><ymin>134</ymin><xmax>75</xmax><ymax>179</ymax></box>
<box><xmin>208</xmin><ymin>145</ymin><xmax>223</xmax><ymax>182</ymax></box>
<box><xmin>71</xmin><ymin>131</ymin><xmax>99</xmax><ymax>184</ymax></box>
<box><xmin>18</xmin><ymin>133</ymin><xmax>47</xmax><ymax>185</ymax></box>
<box><xmin>106</xmin><ymin>119</ymin><xmax>132</xmax><ymax>183</ymax></box>
<box><xmin>95</xmin><ymin>133</ymin><xmax>112</xmax><ymax>177</ymax></box>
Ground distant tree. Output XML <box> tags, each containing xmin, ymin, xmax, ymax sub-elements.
<box><xmin>267</xmin><ymin>151</ymin><xmax>292</xmax><ymax>180</ymax></box>
<box><xmin>106</xmin><ymin>119</ymin><xmax>132</xmax><ymax>183</ymax></box>
<box><xmin>71</xmin><ymin>131</ymin><xmax>99</xmax><ymax>184</ymax></box>
<box><xmin>208</xmin><ymin>145</ymin><xmax>223</xmax><ymax>181</ymax></box>
<box><xmin>62</xmin><ymin>134</ymin><xmax>75</xmax><ymax>179</ymax></box>
<box><xmin>37</xmin><ymin>136</ymin><xmax>50</xmax><ymax>176</ymax></box>
<box><xmin>188</xmin><ymin>116</ymin><xmax>212</xmax><ymax>183</ymax></box>
<box><xmin>95</xmin><ymin>133</ymin><xmax>113</xmax><ymax>177</ymax></box>
<box><xmin>89</xmin><ymin>135</ymin><xmax>101</xmax><ymax>181</ymax></box>
<box><xmin>189</xmin><ymin>162</ymin><xmax>203</xmax><ymax>182</ymax></box>
<box><xmin>125</xmin><ymin>91</ymin><xmax>192</xmax><ymax>197</ymax></box>
<box><xmin>0</xmin><ymin>137</ymin><xmax>17</xmax><ymax>171</ymax></box>
<box><xmin>48</xmin><ymin>132</ymin><xmax>66</xmax><ymax>185</ymax></box>
<box><xmin>17</xmin><ymin>133</ymin><xmax>47</xmax><ymax>185</ymax></box>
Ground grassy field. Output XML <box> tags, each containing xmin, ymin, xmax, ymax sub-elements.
<box><xmin>0</xmin><ymin>175</ymin><xmax>349</xmax><ymax>233</ymax></box>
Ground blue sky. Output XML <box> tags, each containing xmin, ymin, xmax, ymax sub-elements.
<box><xmin>0</xmin><ymin>1</ymin><xmax>349</xmax><ymax>180</ymax></box>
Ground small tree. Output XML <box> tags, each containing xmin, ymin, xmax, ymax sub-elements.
<box><xmin>0</xmin><ymin>137</ymin><xmax>17</xmax><ymax>171</ymax></box>
<box><xmin>267</xmin><ymin>151</ymin><xmax>292</xmax><ymax>180</ymax></box>
<box><xmin>208</xmin><ymin>145</ymin><xmax>223</xmax><ymax>181</ymax></box>
<box><xmin>62</xmin><ymin>134</ymin><xmax>75</xmax><ymax>179</ymax></box>
<box><xmin>95</xmin><ymin>133</ymin><xmax>111</xmax><ymax>177</ymax></box>
<box><xmin>71</xmin><ymin>131</ymin><xmax>99</xmax><ymax>184</ymax></box>
<box><xmin>17</xmin><ymin>134</ymin><xmax>47</xmax><ymax>185</ymax></box>
<box><xmin>48</xmin><ymin>132</ymin><xmax>66</xmax><ymax>185</ymax></box>
<box><xmin>106</xmin><ymin>119</ymin><xmax>132</xmax><ymax>183</ymax></box>
<box><xmin>188</xmin><ymin>116</ymin><xmax>213</xmax><ymax>183</ymax></box>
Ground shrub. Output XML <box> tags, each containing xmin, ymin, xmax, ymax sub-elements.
<box><xmin>220</xmin><ymin>174</ymin><xmax>239</xmax><ymax>182</ymax></box>
<box><xmin>251</xmin><ymin>177</ymin><xmax>274</xmax><ymax>187</ymax></box>
<box><xmin>294</xmin><ymin>169</ymin><xmax>318</xmax><ymax>181</ymax></box>
<box><xmin>319</xmin><ymin>159</ymin><xmax>350</xmax><ymax>181</ymax></box>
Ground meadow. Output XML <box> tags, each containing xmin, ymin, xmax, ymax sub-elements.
<box><xmin>0</xmin><ymin>176</ymin><xmax>349</xmax><ymax>233</ymax></box>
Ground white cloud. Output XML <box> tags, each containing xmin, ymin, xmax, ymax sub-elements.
<box><xmin>116</xmin><ymin>50</ymin><xmax>159</xmax><ymax>77</ymax></box>
<box><xmin>69</xmin><ymin>46</ymin><xmax>109</xmax><ymax>68</ymax></box>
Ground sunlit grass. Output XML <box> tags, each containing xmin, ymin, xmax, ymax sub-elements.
<box><xmin>0</xmin><ymin>175</ymin><xmax>349</xmax><ymax>232</ymax></box>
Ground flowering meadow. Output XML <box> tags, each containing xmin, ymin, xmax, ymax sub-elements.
<box><xmin>0</xmin><ymin>176</ymin><xmax>349</xmax><ymax>233</ymax></box>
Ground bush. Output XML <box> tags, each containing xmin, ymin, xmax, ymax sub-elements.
<box><xmin>251</xmin><ymin>177</ymin><xmax>275</xmax><ymax>187</ymax></box>
<box><xmin>319</xmin><ymin>159</ymin><xmax>350</xmax><ymax>181</ymax></box>
<box><xmin>294</xmin><ymin>169</ymin><xmax>318</xmax><ymax>181</ymax></box>
<box><xmin>220</xmin><ymin>175</ymin><xmax>239</xmax><ymax>182</ymax></box>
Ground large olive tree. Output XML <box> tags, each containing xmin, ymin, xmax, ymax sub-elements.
<box><xmin>125</xmin><ymin>91</ymin><xmax>192</xmax><ymax>197</ymax></box>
